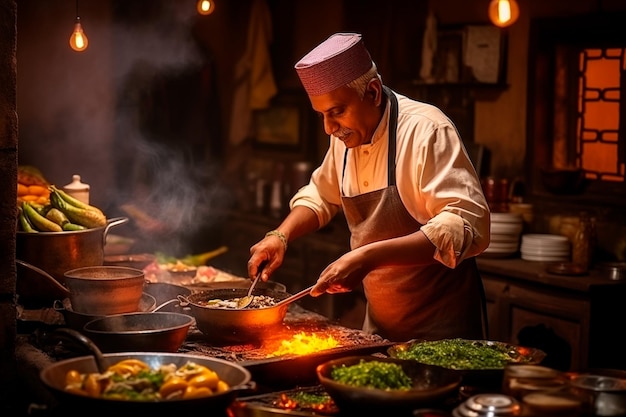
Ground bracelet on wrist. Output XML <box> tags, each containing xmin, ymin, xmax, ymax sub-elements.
<box><xmin>265</xmin><ymin>230</ymin><xmax>288</xmax><ymax>250</ymax></box>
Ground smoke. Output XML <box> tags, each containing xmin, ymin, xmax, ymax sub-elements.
<box><xmin>108</xmin><ymin>1</ymin><xmax>230</xmax><ymax>255</ymax></box>
<box><xmin>18</xmin><ymin>0</ymin><xmax>230</xmax><ymax>256</ymax></box>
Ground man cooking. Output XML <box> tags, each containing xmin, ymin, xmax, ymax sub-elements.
<box><xmin>247</xmin><ymin>32</ymin><xmax>490</xmax><ymax>342</ymax></box>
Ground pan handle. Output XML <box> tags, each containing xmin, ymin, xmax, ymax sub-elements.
<box><xmin>49</xmin><ymin>328</ymin><xmax>108</xmax><ymax>373</ymax></box>
<box><xmin>177</xmin><ymin>294</ymin><xmax>191</xmax><ymax>307</ymax></box>
<box><xmin>102</xmin><ymin>217</ymin><xmax>129</xmax><ymax>246</ymax></box>
<box><xmin>274</xmin><ymin>285</ymin><xmax>315</xmax><ymax>307</ymax></box>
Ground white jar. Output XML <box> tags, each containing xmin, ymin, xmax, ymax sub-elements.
<box><xmin>63</xmin><ymin>174</ymin><xmax>90</xmax><ymax>204</ymax></box>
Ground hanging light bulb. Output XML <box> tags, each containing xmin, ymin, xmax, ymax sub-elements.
<box><xmin>69</xmin><ymin>0</ymin><xmax>88</xmax><ymax>52</ymax></box>
<box><xmin>69</xmin><ymin>17</ymin><xmax>89</xmax><ymax>52</ymax></box>
<box><xmin>488</xmin><ymin>0</ymin><xmax>519</xmax><ymax>28</ymax></box>
<box><xmin>197</xmin><ymin>0</ymin><xmax>215</xmax><ymax>16</ymax></box>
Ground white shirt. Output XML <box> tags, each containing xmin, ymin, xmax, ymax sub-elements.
<box><xmin>290</xmin><ymin>90</ymin><xmax>490</xmax><ymax>268</ymax></box>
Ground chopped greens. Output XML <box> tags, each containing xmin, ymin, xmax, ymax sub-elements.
<box><xmin>330</xmin><ymin>360</ymin><xmax>412</xmax><ymax>390</ymax></box>
<box><xmin>392</xmin><ymin>339</ymin><xmax>530</xmax><ymax>370</ymax></box>
<box><xmin>289</xmin><ymin>391</ymin><xmax>333</xmax><ymax>406</ymax></box>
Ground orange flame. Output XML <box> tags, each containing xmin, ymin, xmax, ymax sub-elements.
<box><xmin>268</xmin><ymin>332</ymin><xmax>340</xmax><ymax>357</ymax></box>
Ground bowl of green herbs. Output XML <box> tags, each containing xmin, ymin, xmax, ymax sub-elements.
<box><xmin>315</xmin><ymin>355</ymin><xmax>461</xmax><ymax>411</ymax></box>
<box><xmin>387</xmin><ymin>339</ymin><xmax>547</xmax><ymax>388</ymax></box>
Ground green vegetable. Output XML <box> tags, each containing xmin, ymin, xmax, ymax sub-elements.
<box><xmin>393</xmin><ymin>339</ymin><xmax>527</xmax><ymax>370</ymax></box>
<box><xmin>22</xmin><ymin>201</ymin><xmax>63</xmax><ymax>232</ymax></box>
<box><xmin>330</xmin><ymin>360</ymin><xmax>412</xmax><ymax>390</ymax></box>
<box><xmin>287</xmin><ymin>391</ymin><xmax>334</xmax><ymax>408</ymax></box>
<box><xmin>18</xmin><ymin>206</ymin><xmax>38</xmax><ymax>233</ymax></box>
<box><xmin>155</xmin><ymin>246</ymin><xmax>228</xmax><ymax>266</ymax></box>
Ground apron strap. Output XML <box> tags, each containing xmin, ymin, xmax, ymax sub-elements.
<box><xmin>383</xmin><ymin>86</ymin><xmax>398</xmax><ymax>187</ymax></box>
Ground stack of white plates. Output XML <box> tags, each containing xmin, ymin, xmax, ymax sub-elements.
<box><xmin>483</xmin><ymin>212</ymin><xmax>524</xmax><ymax>257</ymax></box>
<box><xmin>520</xmin><ymin>234</ymin><xmax>571</xmax><ymax>262</ymax></box>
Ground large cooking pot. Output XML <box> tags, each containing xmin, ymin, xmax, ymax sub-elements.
<box><xmin>181</xmin><ymin>286</ymin><xmax>312</xmax><ymax>346</ymax></box>
<box><xmin>16</xmin><ymin>217</ymin><xmax>129</xmax><ymax>304</ymax></box>
<box><xmin>40</xmin><ymin>329</ymin><xmax>254</xmax><ymax>414</ymax></box>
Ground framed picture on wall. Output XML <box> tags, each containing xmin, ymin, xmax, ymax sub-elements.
<box><xmin>253</xmin><ymin>92</ymin><xmax>309</xmax><ymax>152</ymax></box>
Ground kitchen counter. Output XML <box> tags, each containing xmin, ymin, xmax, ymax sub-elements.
<box><xmin>476</xmin><ymin>257</ymin><xmax>626</xmax><ymax>292</ymax></box>
<box><xmin>476</xmin><ymin>256</ymin><xmax>626</xmax><ymax>372</ymax></box>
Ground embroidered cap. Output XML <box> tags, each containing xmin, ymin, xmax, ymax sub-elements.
<box><xmin>295</xmin><ymin>33</ymin><xmax>372</xmax><ymax>96</ymax></box>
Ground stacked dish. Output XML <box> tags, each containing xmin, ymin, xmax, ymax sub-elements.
<box><xmin>520</xmin><ymin>234</ymin><xmax>570</xmax><ymax>262</ymax></box>
<box><xmin>483</xmin><ymin>212</ymin><xmax>524</xmax><ymax>258</ymax></box>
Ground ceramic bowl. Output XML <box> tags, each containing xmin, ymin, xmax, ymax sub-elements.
<box><xmin>316</xmin><ymin>355</ymin><xmax>461</xmax><ymax>412</ymax></box>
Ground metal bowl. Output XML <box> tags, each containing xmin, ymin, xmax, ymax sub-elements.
<box><xmin>316</xmin><ymin>355</ymin><xmax>462</xmax><ymax>412</ymax></box>
<box><xmin>388</xmin><ymin>339</ymin><xmax>547</xmax><ymax>389</ymax></box>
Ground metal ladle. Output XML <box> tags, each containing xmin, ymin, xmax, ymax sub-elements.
<box><xmin>236</xmin><ymin>271</ymin><xmax>261</xmax><ymax>309</ymax></box>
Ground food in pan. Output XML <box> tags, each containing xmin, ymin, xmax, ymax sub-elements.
<box><xmin>329</xmin><ymin>359</ymin><xmax>413</xmax><ymax>390</ymax></box>
<box><xmin>389</xmin><ymin>338</ymin><xmax>540</xmax><ymax>370</ymax></box>
<box><xmin>197</xmin><ymin>294</ymin><xmax>279</xmax><ymax>309</ymax></box>
<box><xmin>63</xmin><ymin>359</ymin><xmax>229</xmax><ymax>400</ymax></box>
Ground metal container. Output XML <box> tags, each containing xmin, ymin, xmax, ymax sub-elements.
<box><xmin>569</xmin><ymin>373</ymin><xmax>626</xmax><ymax>416</ymax></box>
<box><xmin>16</xmin><ymin>217</ymin><xmax>128</xmax><ymax>298</ymax></box>
<box><xmin>453</xmin><ymin>394</ymin><xmax>521</xmax><ymax>417</ymax></box>
<box><xmin>64</xmin><ymin>266</ymin><xmax>145</xmax><ymax>315</ymax></box>
<box><xmin>598</xmin><ymin>262</ymin><xmax>626</xmax><ymax>281</ymax></box>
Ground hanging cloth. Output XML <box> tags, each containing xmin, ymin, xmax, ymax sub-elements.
<box><xmin>228</xmin><ymin>0</ymin><xmax>278</xmax><ymax>145</ymax></box>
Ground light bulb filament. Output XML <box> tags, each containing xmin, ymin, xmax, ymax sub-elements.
<box><xmin>488</xmin><ymin>0</ymin><xmax>519</xmax><ymax>28</ymax></box>
<box><xmin>498</xmin><ymin>0</ymin><xmax>512</xmax><ymax>23</ymax></box>
<box><xmin>197</xmin><ymin>0</ymin><xmax>215</xmax><ymax>16</ymax></box>
<box><xmin>69</xmin><ymin>19</ymin><xmax>89</xmax><ymax>52</ymax></box>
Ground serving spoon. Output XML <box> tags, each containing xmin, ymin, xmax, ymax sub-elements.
<box><xmin>236</xmin><ymin>270</ymin><xmax>261</xmax><ymax>309</ymax></box>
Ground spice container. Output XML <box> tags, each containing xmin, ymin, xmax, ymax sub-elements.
<box><xmin>62</xmin><ymin>174</ymin><xmax>90</xmax><ymax>204</ymax></box>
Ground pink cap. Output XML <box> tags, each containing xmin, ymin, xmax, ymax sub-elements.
<box><xmin>295</xmin><ymin>33</ymin><xmax>372</xmax><ymax>96</ymax></box>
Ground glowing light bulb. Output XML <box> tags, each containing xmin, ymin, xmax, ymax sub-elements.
<box><xmin>197</xmin><ymin>0</ymin><xmax>215</xmax><ymax>16</ymax></box>
<box><xmin>69</xmin><ymin>18</ymin><xmax>89</xmax><ymax>52</ymax></box>
<box><xmin>488</xmin><ymin>0</ymin><xmax>519</xmax><ymax>28</ymax></box>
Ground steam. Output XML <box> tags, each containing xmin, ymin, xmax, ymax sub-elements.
<box><xmin>108</xmin><ymin>2</ymin><xmax>231</xmax><ymax>255</ymax></box>
<box><xmin>18</xmin><ymin>1</ymin><xmax>231</xmax><ymax>257</ymax></box>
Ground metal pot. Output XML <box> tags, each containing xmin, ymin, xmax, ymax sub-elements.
<box><xmin>181</xmin><ymin>286</ymin><xmax>312</xmax><ymax>346</ymax></box>
<box><xmin>40</xmin><ymin>329</ymin><xmax>254</xmax><ymax>414</ymax></box>
<box><xmin>64</xmin><ymin>266</ymin><xmax>146</xmax><ymax>315</ymax></box>
<box><xmin>82</xmin><ymin>311</ymin><xmax>195</xmax><ymax>353</ymax></box>
<box><xmin>16</xmin><ymin>217</ymin><xmax>128</xmax><ymax>303</ymax></box>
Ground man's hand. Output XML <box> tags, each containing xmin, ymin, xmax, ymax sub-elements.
<box><xmin>247</xmin><ymin>233</ymin><xmax>286</xmax><ymax>282</ymax></box>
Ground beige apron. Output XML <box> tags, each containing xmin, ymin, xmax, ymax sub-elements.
<box><xmin>340</xmin><ymin>87</ymin><xmax>485</xmax><ymax>342</ymax></box>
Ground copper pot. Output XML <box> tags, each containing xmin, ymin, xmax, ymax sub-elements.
<box><xmin>63</xmin><ymin>266</ymin><xmax>145</xmax><ymax>315</ymax></box>
<box><xmin>180</xmin><ymin>286</ymin><xmax>312</xmax><ymax>345</ymax></box>
<box><xmin>16</xmin><ymin>217</ymin><xmax>128</xmax><ymax>305</ymax></box>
